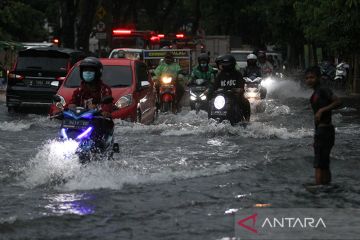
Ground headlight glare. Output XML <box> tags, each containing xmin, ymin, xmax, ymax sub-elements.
<box><xmin>214</xmin><ymin>96</ymin><xmax>226</xmax><ymax>110</ymax></box>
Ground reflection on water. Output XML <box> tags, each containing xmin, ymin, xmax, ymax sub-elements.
<box><xmin>44</xmin><ymin>193</ymin><xmax>95</xmax><ymax>216</ymax></box>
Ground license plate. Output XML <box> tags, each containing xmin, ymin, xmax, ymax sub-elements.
<box><xmin>32</xmin><ymin>80</ymin><xmax>51</xmax><ymax>86</ymax></box>
<box><xmin>194</xmin><ymin>86</ymin><xmax>206</xmax><ymax>91</ymax></box>
<box><xmin>211</xmin><ymin>110</ymin><xmax>227</xmax><ymax>116</ymax></box>
<box><xmin>62</xmin><ymin>119</ymin><xmax>89</xmax><ymax>129</ymax></box>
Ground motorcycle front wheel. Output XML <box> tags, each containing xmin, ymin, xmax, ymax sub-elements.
<box><xmin>162</xmin><ymin>102</ymin><xmax>172</xmax><ymax>113</ymax></box>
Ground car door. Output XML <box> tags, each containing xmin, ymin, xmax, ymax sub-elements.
<box><xmin>135</xmin><ymin>61</ymin><xmax>156</xmax><ymax>123</ymax></box>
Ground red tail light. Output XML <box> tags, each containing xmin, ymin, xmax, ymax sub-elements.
<box><xmin>176</xmin><ymin>34</ymin><xmax>184</xmax><ymax>38</ymax></box>
<box><xmin>8</xmin><ymin>73</ymin><xmax>24</xmax><ymax>80</ymax></box>
<box><xmin>112</xmin><ymin>29</ymin><xmax>132</xmax><ymax>35</ymax></box>
<box><xmin>158</xmin><ymin>34</ymin><xmax>165</xmax><ymax>38</ymax></box>
<box><xmin>150</xmin><ymin>36</ymin><xmax>160</xmax><ymax>41</ymax></box>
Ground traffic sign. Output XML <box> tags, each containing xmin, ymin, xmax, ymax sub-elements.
<box><xmin>96</xmin><ymin>6</ymin><xmax>106</xmax><ymax>19</ymax></box>
<box><xmin>95</xmin><ymin>32</ymin><xmax>107</xmax><ymax>40</ymax></box>
<box><xmin>96</xmin><ymin>21</ymin><xmax>106</xmax><ymax>32</ymax></box>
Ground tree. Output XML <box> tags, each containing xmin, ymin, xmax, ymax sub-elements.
<box><xmin>294</xmin><ymin>0</ymin><xmax>360</xmax><ymax>92</ymax></box>
<box><xmin>0</xmin><ymin>1</ymin><xmax>46</xmax><ymax>41</ymax></box>
<box><xmin>76</xmin><ymin>0</ymin><xmax>100</xmax><ymax>51</ymax></box>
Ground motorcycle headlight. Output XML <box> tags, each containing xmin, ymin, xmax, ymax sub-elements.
<box><xmin>214</xmin><ymin>95</ymin><xmax>225</xmax><ymax>110</ymax></box>
<box><xmin>115</xmin><ymin>94</ymin><xmax>133</xmax><ymax>109</ymax></box>
<box><xmin>161</xmin><ymin>76</ymin><xmax>172</xmax><ymax>84</ymax></box>
<box><xmin>200</xmin><ymin>94</ymin><xmax>207</xmax><ymax>101</ymax></box>
<box><xmin>190</xmin><ymin>91</ymin><xmax>197</xmax><ymax>101</ymax></box>
<box><xmin>246</xmin><ymin>92</ymin><xmax>259</xmax><ymax>98</ymax></box>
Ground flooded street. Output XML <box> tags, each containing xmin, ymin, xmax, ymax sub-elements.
<box><xmin>1</xmin><ymin>79</ymin><xmax>360</xmax><ymax>239</ymax></box>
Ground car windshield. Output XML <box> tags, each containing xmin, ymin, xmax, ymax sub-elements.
<box><xmin>110</xmin><ymin>50</ymin><xmax>141</xmax><ymax>60</ymax></box>
<box><xmin>232</xmin><ymin>53</ymin><xmax>251</xmax><ymax>62</ymax></box>
<box><xmin>16</xmin><ymin>56</ymin><xmax>68</xmax><ymax>71</ymax></box>
<box><xmin>65</xmin><ymin>65</ymin><xmax>133</xmax><ymax>88</ymax></box>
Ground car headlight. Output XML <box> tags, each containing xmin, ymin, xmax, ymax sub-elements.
<box><xmin>190</xmin><ymin>95</ymin><xmax>196</xmax><ymax>101</ymax></box>
<box><xmin>161</xmin><ymin>76</ymin><xmax>172</xmax><ymax>84</ymax></box>
<box><xmin>214</xmin><ymin>95</ymin><xmax>225</xmax><ymax>110</ymax></box>
<box><xmin>115</xmin><ymin>94</ymin><xmax>132</xmax><ymax>109</ymax></box>
<box><xmin>200</xmin><ymin>94</ymin><xmax>207</xmax><ymax>101</ymax></box>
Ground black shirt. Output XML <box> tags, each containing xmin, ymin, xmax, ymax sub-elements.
<box><xmin>310</xmin><ymin>85</ymin><xmax>333</xmax><ymax>126</ymax></box>
<box><xmin>243</xmin><ymin>65</ymin><xmax>262</xmax><ymax>78</ymax></box>
<box><xmin>213</xmin><ymin>70</ymin><xmax>244</xmax><ymax>91</ymax></box>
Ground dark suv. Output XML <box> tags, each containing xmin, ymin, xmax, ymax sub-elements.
<box><xmin>6</xmin><ymin>47</ymin><xmax>86</xmax><ymax>112</ymax></box>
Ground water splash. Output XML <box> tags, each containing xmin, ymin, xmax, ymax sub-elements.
<box><xmin>23</xmin><ymin>140</ymin><xmax>81</xmax><ymax>188</ymax></box>
<box><xmin>0</xmin><ymin>116</ymin><xmax>56</xmax><ymax>132</ymax></box>
<box><xmin>114</xmin><ymin>111</ymin><xmax>312</xmax><ymax>139</ymax></box>
<box><xmin>264</xmin><ymin>78</ymin><xmax>311</xmax><ymax>99</ymax></box>
<box><xmin>0</xmin><ymin>120</ymin><xmax>31</xmax><ymax>132</ymax></box>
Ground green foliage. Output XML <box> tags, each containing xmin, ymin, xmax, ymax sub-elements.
<box><xmin>294</xmin><ymin>0</ymin><xmax>360</xmax><ymax>54</ymax></box>
<box><xmin>0</xmin><ymin>1</ymin><xmax>47</xmax><ymax>41</ymax></box>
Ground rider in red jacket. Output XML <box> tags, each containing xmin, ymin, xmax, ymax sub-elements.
<box><xmin>69</xmin><ymin>57</ymin><xmax>113</xmax><ymax>116</ymax></box>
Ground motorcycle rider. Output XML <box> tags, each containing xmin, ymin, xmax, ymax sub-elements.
<box><xmin>257</xmin><ymin>51</ymin><xmax>273</xmax><ymax>77</ymax></box>
<box><xmin>209</xmin><ymin>54</ymin><xmax>251</xmax><ymax>121</ymax></box>
<box><xmin>189</xmin><ymin>53</ymin><xmax>215</xmax><ymax>88</ymax></box>
<box><xmin>154</xmin><ymin>52</ymin><xmax>185</xmax><ymax>112</ymax></box>
<box><xmin>244</xmin><ymin>53</ymin><xmax>267</xmax><ymax>99</ymax></box>
<box><xmin>243</xmin><ymin>53</ymin><xmax>261</xmax><ymax>78</ymax></box>
<box><xmin>68</xmin><ymin>57</ymin><xmax>114</xmax><ymax>137</ymax></box>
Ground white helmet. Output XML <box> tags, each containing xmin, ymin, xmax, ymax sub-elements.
<box><xmin>247</xmin><ymin>53</ymin><xmax>257</xmax><ymax>60</ymax></box>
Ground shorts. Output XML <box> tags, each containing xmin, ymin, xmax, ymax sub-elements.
<box><xmin>314</xmin><ymin>125</ymin><xmax>335</xmax><ymax>169</ymax></box>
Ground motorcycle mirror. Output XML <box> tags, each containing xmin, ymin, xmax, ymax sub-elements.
<box><xmin>141</xmin><ymin>81</ymin><xmax>150</xmax><ymax>88</ymax></box>
<box><xmin>101</xmin><ymin>96</ymin><xmax>114</xmax><ymax>104</ymax></box>
<box><xmin>55</xmin><ymin>102</ymin><xmax>64</xmax><ymax>110</ymax></box>
<box><xmin>53</xmin><ymin>95</ymin><xmax>62</xmax><ymax>103</ymax></box>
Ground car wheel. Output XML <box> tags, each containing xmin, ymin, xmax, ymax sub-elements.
<box><xmin>162</xmin><ymin>102</ymin><xmax>171</xmax><ymax>112</ymax></box>
<box><xmin>7</xmin><ymin>106</ymin><xmax>19</xmax><ymax>113</ymax></box>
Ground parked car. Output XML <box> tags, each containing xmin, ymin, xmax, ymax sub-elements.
<box><xmin>6</xmin><ymin>47</ymin><xmax>86</xmax><ymax>112</ymax></box>
<box><xmin>50</xmin><ymin>58</ymin><xmax>157</xmax><ymax>124</ymax></box>
<box><xmin>230</xmin><ymin>50</ymin><xmax>253</xmax><ymax>70</ymax></box>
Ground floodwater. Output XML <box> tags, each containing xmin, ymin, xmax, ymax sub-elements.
<box><xmin>0</xmin><ymin>79</ymin><xmax>359</xmax><ymax>239</ymax></box>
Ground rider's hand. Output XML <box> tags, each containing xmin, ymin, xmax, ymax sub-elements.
<box><xmin>101</xmin><ymin>111</ymin><xmax>112</xmax><ymax>118</ymax></box>
<box><xmin>88</xmin><ymin>103</ymin><xmax>97</xmax><ymax>110</ymax></box>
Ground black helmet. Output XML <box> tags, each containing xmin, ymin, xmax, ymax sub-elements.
<box><xmin>215</xmin><ymin>54</ymin><xmax>225</xmax><ymax>68</ymax></box>
<box><xmin>220</xmin><ymin>54</ymin><xmax>236</xmax><ymax>71</ymax></box>
<box><xmin>198</xmin><ymin>53</ymin><xmax>210</xmax><ymax>64</ymax></box>
<box><xmin>79</xmin><ymin>57</ymin><xmax>103</xmax><ymax>81</ymax></box>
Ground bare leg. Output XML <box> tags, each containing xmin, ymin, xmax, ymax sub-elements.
<box><xmin>322</xmin><ymin>169</ymin><xmax>331</xmax><ymax>185</ymax></box>
<box><xmin>315</xmin><ymin>168</ymin><xmax>331</xmax><ymax>185</ymax></box>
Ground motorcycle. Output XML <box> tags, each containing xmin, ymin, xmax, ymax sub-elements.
<box><xmin>244</xmin><ymin>76</ymin><xmax>266</xmax><ymax>113</ymax></box>
<box><xmin>208</xmin><ymin>89</ymin><xmax>246</xmax><ymax>125</ymax></box>
<box><xmin>158</xmin><ymin>75</ymin><xmax>176</xmax><ymax>113</ymax></box>
<box><xmin>53</xmin><ymin>96</ymin><xmax>119</xmax><ymax>163</ymax></box>
<box><xmin>319</xmin><ymin>61</ymin><xmax>336</xmax><ymax>87</ymax></box>
<box><xmin>334</xmin><ymin>62</ymin><xmax>349</xmax><ymax>89</ymax></box>
<box><xmin>189</xmin><ymin>78</ymin><xmax>208</xmax><ymax>114</ymax></box>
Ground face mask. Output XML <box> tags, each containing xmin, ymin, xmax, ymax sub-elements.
<box><xmin>200</xmin><ymin>63</ymin><xmax>208</xmax><ymax>68</ymax></box>
<box><xmin>82</xmin><ymin>71</ymin><xmax>95</xmax><ymax>82</ymax></box>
